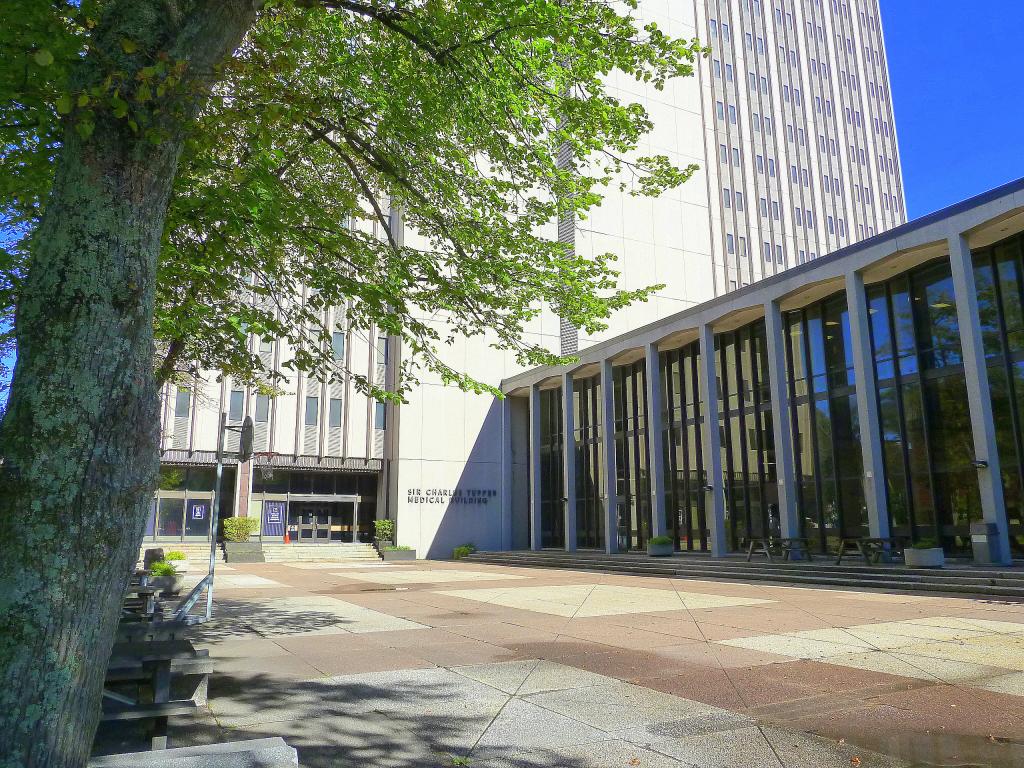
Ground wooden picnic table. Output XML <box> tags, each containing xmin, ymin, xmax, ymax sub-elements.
<box><xmin>122</xmin><ymin>585</ymin><xmax>160</xmax><ymax>619</ymax></box>
<box><xmin>745</xmin><ymin>536</ymin><xmax>814</xmax><ymax>562</ymax></box>
<box><xmin>116</xmin><ymin>618</ymin><xmax>192</xmax><ymax>643</ymax></box>
<box><xmin>103</xmin><ymin>640</ymin><xmax>213</xmax><ymax>750</ymax></box>
<box><xmin>834</xmin><ymin>536</ymin><xmax>902</xmax><ymax>565</ymax></box>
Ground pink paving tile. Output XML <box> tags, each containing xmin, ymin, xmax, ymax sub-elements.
<box><xmin>402</xmin><ymin>640</ymin><xmax>518</xmax><ymax>667</ymax></box>
<box><xmin>633</xmin><ymin>667</ymin><xmax>748</xmax><ymax>710</ymax></box>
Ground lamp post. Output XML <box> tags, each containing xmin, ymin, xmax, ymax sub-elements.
<box><xmin>204</xmin><ymin>412</ymin><xmax>253</xmax><ymax>620</ymax></box>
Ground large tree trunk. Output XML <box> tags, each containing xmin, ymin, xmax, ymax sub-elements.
<box><xmin>0</xmin><ymin>3</ymin><xmax>257</xmax><ymax>766</ymax></box>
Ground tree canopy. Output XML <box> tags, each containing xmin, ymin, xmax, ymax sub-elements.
<box><xmin>2</xmin><ymin>0</ymin><xmax>702</xmax><ymax>398</ymax></box>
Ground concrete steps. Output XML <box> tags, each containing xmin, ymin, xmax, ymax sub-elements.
<box><xmin>138</xmin><ymin>542</ymin><xmax>223</xmax><ymax>565</ymax></box>
<box><xmin>260</xmin><ymin>543</ymin><xmax>382</xmax><ymax>563</ymax></box>
<box><xmin>466</xmin><ymin>550</ymin><xmax>1024</xmax><ymax>599</ymax></box>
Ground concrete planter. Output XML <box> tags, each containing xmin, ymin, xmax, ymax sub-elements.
<box><xmin>647</xmin><ymin>542</ymin><xmax>674</xmax><ymax>557</ymax></box>
<box><xmin>151</xmin><ymin>574</ymin><xmax>184</xmax><ymax>596</ymax></box>
<box><xmin>905</xmin><ymin>547</ymin><xmax>945</xmax><ymax>568</ymax></box>
<box><xmin>381</xmin><ymin>549</ymin><xmax>417</xmax><ymax>561</ymax></box>
<box><xmin>223</xmin><ymin>541</ymin><xmax>266</xmax><ymax>563</ymax></box>
<box><xmin>167</xmin><ymin>558</ymin><xmax>190</xmax><ymax>574</ymax></box>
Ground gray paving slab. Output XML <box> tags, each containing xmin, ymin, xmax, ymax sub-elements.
<box><xmin>522</xmin><ymin>679</ymin><xmax>722</xmax><ymax>732</ymax></box>
<box><xmin>471</xmin><ymin>737</ymin><xmax>684</xmax><ymax>768</ymax></box>
<box><xmin>626</xmin><ymin>724</ymin><xmax>785</xmax><ymax>767</ymax></box>
<box><xmin>209</xmin><ymin>667</ymin><xmax>508</xmax><ymax>729</ymax></box>
<box><xmin>473</xmin><ymin>698</ymin><xmax>608</xmax><ymax>752</ymax></box>
<box><xmin>761</xmin><ymin>726</ymin><xmax>909</xmax><ymax>768</ymax></box>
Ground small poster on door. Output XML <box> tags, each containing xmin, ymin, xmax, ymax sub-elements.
<box><xmin>191</xmin><ymin>504</ymin><xmax>207</xmax><ymax>520</ymax></box>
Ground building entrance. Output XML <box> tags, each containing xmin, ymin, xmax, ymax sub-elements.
<box><xmin>288</xmin><ymin>500</ymin><xmax>358</xmax><ymax>543</ymax></box>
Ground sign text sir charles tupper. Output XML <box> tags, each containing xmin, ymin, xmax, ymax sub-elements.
<box><xmin>407</xmin><ymin>487</ymin><xmax>497</xmax><ymax>505</ymax></box>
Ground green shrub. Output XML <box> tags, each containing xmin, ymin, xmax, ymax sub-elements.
<box><xmin>223</xmin><ymin>516</ymin><xmax>260</xmax><ymax>542</ymax></box>
<box><xmin>452</xmin><ymin>543</ymin><xmax>476</xmax><ymax>560</ymax></box>
<box><xmin>648</xmin><ymin>535</ymin><xmax>673</xmax><ymax>546</ymax></box>
<box><xmin>911</xmin><ymin>538</ymin><xmax>940</xmax><ymax>550</ymax></box>
<box><xmin>165</xmin><ymin>551</ymin><xmax>186</xmax><ymax>561</ymax></box>
<box><xmin>383</xmin><ymin>545</ymin><xmax>413</xmax><ymax>551</ymax></box>
<box><xmin>150</xmin><ymin>561</ymin><xmax>178</xmax><ymax>577</ymax></box>
<box><xmin>374</xmin><ymin>518</ymin><xmax>396</xmax><ymax>541</ymax></box>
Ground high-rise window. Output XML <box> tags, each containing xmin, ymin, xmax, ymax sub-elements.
<box><xmin>229</xmin><ymin>390</ymin><xmax>244</xmax><ymax>421</ymax></box>
<box><xmin>174</xmin><ymin>389</ymin><xmax>191</xmax><ymax>419</ymax></box>
<box><xmin>332</xmin><ymin>331</ymin><xmax>346</xmax><ymax>361</ymax></box>
<box><xmin>255</xmin><ymin>394</ymin><xmax>270</xmax><ymax>423</ymax></box>
<box><xmin>329</xmin><ymin>398</ymin><xmax>343</xmax><ymax>428</ymax></box>
<box><xmin>304</xmin><ymin>396</ymin><xmax>319</xmax><ymax>426</ymax></box>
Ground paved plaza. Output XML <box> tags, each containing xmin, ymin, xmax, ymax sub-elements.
<box><xmin>140</xmin><ymin>561</ymin><xmax>1024</xmax><ymax>767</ymax></box>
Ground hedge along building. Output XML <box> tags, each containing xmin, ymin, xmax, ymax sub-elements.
<box><xmin>152</xmin><ymin>0</ymin><xmax>909</xmax><ymax>557</ymax></box>
<box><xmin>500</xmin><ymin>178</ymin><xmax>1024</xmax><ymax>565</ymax></box>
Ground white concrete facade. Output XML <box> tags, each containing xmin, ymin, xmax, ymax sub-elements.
<box><xmin>388</xmin><ymin>0</ymin><xmax>906</xmax><ymax>558</ymax></box>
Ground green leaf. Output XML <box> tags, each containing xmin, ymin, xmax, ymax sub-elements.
<box><xmin>76</xmin><ymin>93</ymin><xmax>90</xmax><ymax>108</ymax></box>
<box><xmin>33</xmin><ymin>49</ymin><xmax>54</xmax><ymax>67</ymax></box>
<box><xmin>121</xmin><ymin>38</ymin><xmax>138</xmax><ymax>54</ymax></box>
<box><xmin>55</xmin><ymin>94</ymin><xmax>73</xmax><ymax>115</ymax></box>
<box><xmin>111</xmin><ymin>95</ymin><xmax>129</xmax><ymax>119</ymax></box>
<box><xmin>75</xmin><ymin>120</ymin><xmax>94</xmax><ymax>140</ymax></box>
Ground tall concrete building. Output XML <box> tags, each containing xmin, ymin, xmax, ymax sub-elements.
<box><xmin>147</xmin><ymin>0</ymin><xmax>913</xmax><ymax>561</ymax></box>
<box><xmin>699</xmin><ymin>0</ymin><xmax>905</xmax><ymax>290</ymax></box>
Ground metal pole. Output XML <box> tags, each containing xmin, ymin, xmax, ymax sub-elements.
<box><xmin>205</xmin><ymin>411</ymin><xmax>226</xmax><ymax>620</ymax></box>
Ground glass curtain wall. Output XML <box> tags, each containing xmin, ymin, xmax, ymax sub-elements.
<box><xmin>538</xmin><ymin>387</ymin><xmax>565</xmax><ymax>548</ymax></box>
<box><xmin>974</xmin><ymin>232</ymin><xmax>1024</xmax><ymax>554</ymax></box>
<box><xmin>613</xmin><ymin>361</ymin><xmax>651</xmax><ymax>551</ymax></box>
<box><xmin>572</xmin><ymin>376</ymin><xmax>605</xmax><ymax>549</ymax></box>
<box><xmin>867</xmin><ymin>259</ymin><xmax>980</xmax><ymax>552</ymax></box>
<box><xmin>660</xmin><ymin>343</ymin><xmax>708</xmax><ymax>551</ymax></box>
<box><xmin>785</xmin><ymin>295</ymin><xmax>867</xmax><ymax>552</ymax></box>
<box><xmin>716</xmin><ymin>321</ymin><xmax>776</xmax><ymax>551</ymax></box>
<box><xmin>149</xmin><ymin>466</ymin><xmax>235</xmax><ymax>541</ymax></box>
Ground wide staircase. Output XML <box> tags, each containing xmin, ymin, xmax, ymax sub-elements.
<box><xmin>260</xmin><ymin>542</ymin><xmax>382</xmax><ymax>564</ymax></box>
<box><xmin>466</xmin><ymin>550</ymin><xmax>1024</xmax><ymax>599</ymax></box>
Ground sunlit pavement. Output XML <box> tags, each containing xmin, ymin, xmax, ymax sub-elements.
<box><xmin>143</xmin><ymin>561</ymin><xmax>1024</xmax><ymax>766</ymax></box>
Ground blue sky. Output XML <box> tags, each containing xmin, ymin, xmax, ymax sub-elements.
<box><xmin>882</xmin><ymin>0</ymin><xmax>1024</xmax><ymax>218</ymax></box>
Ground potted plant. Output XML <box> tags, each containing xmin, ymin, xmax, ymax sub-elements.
<box><xmin>164</xmin><ymin>550</ymin><xmax>189</xmax><ymax>574</ymax></box>
<box><xmin>647</xmin><ymin>535</ymin><xmax>674</xmax><ymax>557</ymax></box>
<box><xmin>222</xmin><ymin>517</ymin><xmax>264</xmax><ymax>563</ymax></box>
<box><xmin>905</xmin><ymin>538</ymin><xmax>945</xmax><ymax>568</ymax></box>
<box><xmin>149</xmin><ymin>560</ymin><xmax>184</xmax><ymax>596</ymax></box>
<box><xmin>374</xmin><ymin>518</ymin><xmax>396</xmax><ymax>548</ymax></box>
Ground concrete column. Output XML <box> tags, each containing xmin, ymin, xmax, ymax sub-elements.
<box><xmin>845</xmin><ymin>270</ymin><xmax>891</xmax><ymax>540</ymax></box>
<box><xmin>698</xmin><ymin>324</ymin><xmax>728</xmax><ymax>556</ymax></box>
<box><xmin>600</xmin><ymin>359</ymin><xmax>619</xmax><ymax>553</ymax></box>
<box><xmin>528</xmin><ymin>383</ymin><xmax>544</xmax><ymax>551</ymax></box>
<box><xmin>561</xmin><ymin>373</ymin><xmax>578</xmax><ymax>552</ymax></box>
<box><xmin>763</xmin><ymin>301</ymin><xmax>800</xmax><ymax>539</ymax></box>
<box><xmin>947</xmin><ymin>232</ymin><xmax>1013</xmax><ymax>565</ymax></box>
<box><xmin>500</xmin><ymin>395</ymin><xmax>513</xmax><ymax>551</ymax></box>
<box><xmin>644</xmin><ymin>342</ymin><xmax>668</xmax><ymax>539</ymax></box>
